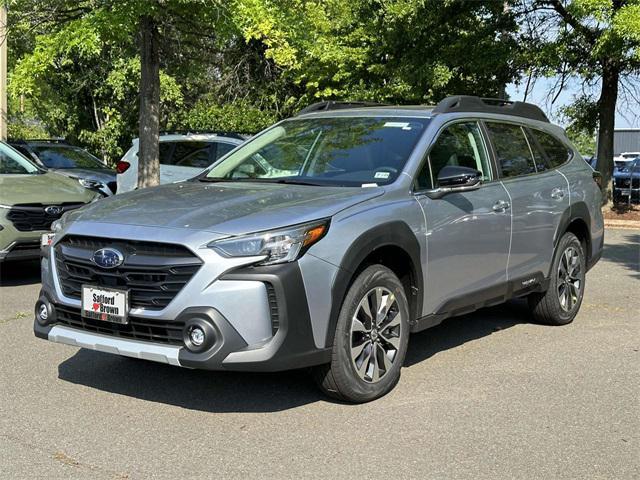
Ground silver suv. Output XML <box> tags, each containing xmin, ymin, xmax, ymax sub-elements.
<box><xmin>34</xmin><ymin>96</ymin><xmax>604</xmax><ymax>403</ymax></box>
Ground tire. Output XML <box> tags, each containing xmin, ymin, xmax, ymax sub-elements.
<box><xmin>313</xmin><ymin>265</ymin><xmax>410</xmax><ymax>403</ymax></box>
<box><xmin>528</xmin><ymin>232</ymin><xmax>586</xmax><ymax>326</ymax></box>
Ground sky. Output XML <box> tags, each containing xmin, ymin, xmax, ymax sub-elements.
<box><xmin>506</xmin><ymin>77</ymin><xmax>639</xmax><ymax>129</ymax></box>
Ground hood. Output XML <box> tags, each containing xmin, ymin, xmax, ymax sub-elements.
<box><xmin>53</xmin><ymin>168</ymin><xmax>116</xmax><ymax>184</ymax></box>
<box><xmin>0</xmin><ymin>172</ymin><xmax>97</xmax><ymax>205</ymax></box>
<box><xmin>71</xmin><ymin>181</ymin><xmax>385</xmax><ymax>235</ymax></box>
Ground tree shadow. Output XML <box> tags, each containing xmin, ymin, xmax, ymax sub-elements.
<box><xmin>0</xmin><ymin>260</ymin><xmax>41</xmax><ymax>287</ymax></box>
<box><xmin>57</xmin><ymin>299</ymin><xmax>531</xmax><ymax>413</ymax></box>
<box><xmin>601</xmin><ymin>232</ymin><xmax>640</xmax><ymax>279</ymax></box>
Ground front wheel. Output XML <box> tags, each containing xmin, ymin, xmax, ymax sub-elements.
<box><xmin>314</xmin><ymin>265</ymin><xmax>410</xmax><ymax>403</ymax></box>
<box><xmin>528</xmin><ymin>232</ymin><xmax>586</xmax><ymax>326</ymax></box>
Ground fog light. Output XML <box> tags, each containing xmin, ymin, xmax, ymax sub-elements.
<box><xmin>189</xmin><ymin>326</ymin><xmax>205</xmax><ymax>346</ymax></box>
<box><xmin>38</xmin><ymin>304</ymin><xmax>48</xmax><ymax>321</ymax></box>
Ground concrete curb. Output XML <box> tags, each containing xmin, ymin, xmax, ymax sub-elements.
<box><xmin>604</xmin><ymin>219</ymin><xmax>640</xmax><ymax>230</ymax></box>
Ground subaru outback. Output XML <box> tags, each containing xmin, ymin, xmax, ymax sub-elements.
<box><xmin>34</xmin><ymin>96</ymin><xmax>604</xmax><ymax>403</ymax></box>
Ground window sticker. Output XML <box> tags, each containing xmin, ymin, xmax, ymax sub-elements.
<box><xmin>383</xmin><ymin>122</ymin><xmax>411</xmax><ymax>130</ymax></box>
<box><xmin>374</xmin><ymin>171</ymin><xmax>390</xmax><ymax>179</ymax></box>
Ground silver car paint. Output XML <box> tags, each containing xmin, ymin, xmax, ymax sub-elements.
<box><xmin>40</xmin><ymin>107</ymin><xmax>604</xmax><ymax>367</ymax></box>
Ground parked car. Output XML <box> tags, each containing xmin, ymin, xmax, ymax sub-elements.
<box><xmin>35</xmin><ymin>96</ymin><xmax>604</xmax><ymax>403</ymax></box>
<box><xmin>613</xmin><ymin>156</ymin><xmax>640</xmax><ymax>203</ymax></box>
<box><xmin>0</xmin><ymin>142</ymin><xmax>100</xmax><ymax>263</ymax></box>
<box><xmin>613</xmin><ymin>151</ymin><xmax>640</xmax><ymax>169</ymax></box>
<box><xmin>582</xmin><ymin>155</ymin><xmax>597</xmax><ymax>170</ymax></box>
<box><xmin>10</xmin><ymin>139</ymin><xmax>116</xmax><ymax>196</ymax></box>
<box><xmin>116</xmin><ymin>132</ymin><xmax>247</xmax><ymax>193</ymax></box>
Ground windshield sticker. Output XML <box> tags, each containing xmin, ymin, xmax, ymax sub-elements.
<box><xmin>383</xmin><ymin>122</ymin><xmax>411</xmax><ymax>129</ymax></box>
<box><xmin>374</xmin><ymin>171</ymin><xmax>390</xmax><ymax>179</ymax></box>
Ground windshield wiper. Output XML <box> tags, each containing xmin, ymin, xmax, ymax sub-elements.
<box><xmin>272</xmin><ymin>178</ymin><xmax>324</xmax><ymax>186</ymax></box>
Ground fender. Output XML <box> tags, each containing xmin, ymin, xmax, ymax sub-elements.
<box><xmin>552</xmin><ymin>201</ymin><xmax>592</xmax><ymax>275</ymax></box>
<box><xmin>324</xmin><ymin>221</ymin><xmax>423</xmax><ymax>347</ymax></box>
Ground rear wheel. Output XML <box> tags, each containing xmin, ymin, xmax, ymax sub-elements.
<box><xmin>314</xmin><ymin>265</ymin><xmax>410</xmax><ymax>403</ymax></box>
<box><xmin>528</xmin><ymin>232</ymin><xmax>586</xmax><ymax>326</ymax></box>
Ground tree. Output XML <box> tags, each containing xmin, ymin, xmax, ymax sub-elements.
<box><xmin>517</xmin><ymin>0</ymin><xmax>640</xmax><ymax>196</ymax></box>
<box><xmin>233</xmin><ymin>0</ymin><xmax>520</xmax><ymax>106</ymax></box>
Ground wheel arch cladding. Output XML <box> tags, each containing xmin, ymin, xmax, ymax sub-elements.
<box><xmin>325</xmin><ymin>221</ymin><xmax>423</xmax><ymax>347</ymax></box>
<box><xmin>553</xmin><ymin>201</ymin><xmax>591</xmax><ymax>272</ymax></box>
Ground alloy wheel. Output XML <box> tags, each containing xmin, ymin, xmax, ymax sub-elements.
<box><xmin>349</xmin><ymin>287</ymin><xmax>403</xmax><ymax>383</ymax></box>
<box><xmin>557</xmin><ymin>246</ymin><xmax>582</xmax><ymax>312</ymax></box>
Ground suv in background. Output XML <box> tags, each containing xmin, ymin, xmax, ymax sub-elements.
<box><xmin>116</xmin><ymin>132</ymin><xmax>247</xmax><ymax>193</ymax></box>
<box><xmin>614</xmin><ymin>152</ymin><xmax>640</xmax><ymax>169</ymax></box>
<box><xmin>0</xmin><ymin>142</ymin><xmax>99</xmax><ymax>263</ymax></box>
<box><xmin>613</xmin><ymin>156</ymin><xmax>640</xmax><ymax>203</ymax></box>
<box><xmin>10</xmin><ymin>139</ymin><xmax>116</xmax><ymax>197</ymax></box>
<box><xmin>35</xmin><ymin>96</ymin><xmax>604</xmax><ymax>403</ymax></box>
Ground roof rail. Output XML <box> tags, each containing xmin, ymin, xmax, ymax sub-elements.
<box><xmin>158</xmin><ymin>130</ymin><xmax>250</xmax><ymax>140</ymax></box>
<box><xmin>8</xmin><ymin>137</ymin><xmax>68</xmax><ymax>144</ymax></box>
<box><xmin>297</xmin><ymin>101</ymin><xmax>388</xmax><ymax>116</ymax></box>
<box><xmin>432</xmin><ymin>96</ymin><xmax>549</xmax><ymax>123</ymax></box>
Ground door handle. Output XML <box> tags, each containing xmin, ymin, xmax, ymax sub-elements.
<box><xmin>551</xmin><ymin>187</ymin><xmax>565</xmax><ymax>199</ymax></box>
<box><xmin>492</xmin><ymin>200</ymin><xmax>510</xmax><ymax>212</ymax></box>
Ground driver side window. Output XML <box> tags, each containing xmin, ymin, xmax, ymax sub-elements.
<box><xmin>416</xmin><ymin>121</ymin><xmax>492</xmax><ymax>190</ymax></box>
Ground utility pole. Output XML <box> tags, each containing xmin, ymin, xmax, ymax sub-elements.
<box><xmin>0</xmin><ymin>3</ymin><xmax>7</xmax><ymax>141</ymax></box>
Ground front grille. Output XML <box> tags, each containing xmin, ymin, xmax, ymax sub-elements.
<box><xmin>265</xmin><ymin>282</ymin><xmax>280</xmax><ymax>335</ymax></box>
<box><xmin>616</xmin><ymin>178</ymin><xmax>631</xmax><ymax>187</ymax></box>
<box><xmin>11</xmin><ymin>241</ymin><xmax>41</xmax><ymax>251</ymax></box>
<box><xmin>55</xmin><ymin>304</ymin><xmax>184</xmax><ymax>345</ymax></box>
<box><xmin>55</xmin><ymin>235</ymin><xmax>202</xmax><ymax>310</ymax></box>
<box><xmin>7</xmin><ymin>203</ymin><xmax>84</xmax><ymax>231</ymax></box>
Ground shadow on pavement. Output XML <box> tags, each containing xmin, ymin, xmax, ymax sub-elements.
<box><xmin>601</xmin><ymin>233</ymin><xmax>640</xmax><ymax>279</ymax></box>
<box><xmin>405</xmin><ymin>299</ymin><xmax>529</xmax><ymax>367</ymax></box>
<box><xmin>57</xmin><ymin>299</ymin><xmax>531</xmax><ymax>413</ymax></box>
<box><xmin>0</xmin><ymin>259</ymin><xmax>41</xmax><ymax>287</ymax></box>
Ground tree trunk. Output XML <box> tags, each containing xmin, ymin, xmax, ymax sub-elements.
<box><xmin>595</xmin><ymin>62</ymin><xmax>619</xmax><ymax>200</ymax></box>
<box><xmin>137</xmin><ymin>15</ymin><xmax>161</xmax><ymax>189</ymax></box>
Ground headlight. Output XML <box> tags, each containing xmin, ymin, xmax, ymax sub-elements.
<box><xmin>51</xmin><ymin>219</ymin><xmax>63</xmax><ymax>233</ymax></box>
<box><xmin>78</xmin><ymin>178</ymin><xmax>104</xmax><ymax>190</ymax></box>
<box><xmin>208</xmin><ymin>220</ymin><xmax>329</xmax><ymax>265</ymax></box>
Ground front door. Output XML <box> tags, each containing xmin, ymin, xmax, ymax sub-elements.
<box><xmin>415</xmin><ymin>121</ymin><xmax>511</xmax><ymax>315</ymax></box>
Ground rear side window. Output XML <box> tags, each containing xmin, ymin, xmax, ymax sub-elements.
<box><xmin>158</xmin><ymin>141</ymin><xmax>211</xmax><ymax>166</ymax></box>
<box><xmin>531</xmin><ymin>130</ymin><xmax>573</xmax><ymax>168</ymax></box>
<box><xmin>486</xmin><ymin>122</ymin><xmax>536</xmax><ymax>178</ymax></box>
<box><xmin>215</xmin><ymin>142</ymin><xmax>236</xmax><ymax>160</ymax></box>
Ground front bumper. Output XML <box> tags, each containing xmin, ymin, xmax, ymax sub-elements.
<box><xmin>0</xmin><ymin>213</ymin><xmax>43</xmax><ymax>262</ymax></box>
<box><xmin>34</xmin><ymin>261</ymin><xmax>331</xmax><ymax>372</ymax></box>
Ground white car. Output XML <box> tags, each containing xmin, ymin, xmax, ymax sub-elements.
<box><xmin>116</xmin><ymin>132</ymin><xmax>246</xmax><ymax>193</ymax></box>
<box><xmin>613</xmin><ymin>151</ymin><xmax>640</xmax><ymax>169</ymax></box>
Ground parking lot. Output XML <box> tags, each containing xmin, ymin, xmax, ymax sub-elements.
<box><xmin>0</xmin><ymin>228</ymin><xmax>638</xmax><ymax>479</ymax></box>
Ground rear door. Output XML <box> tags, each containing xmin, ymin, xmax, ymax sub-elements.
<box><xmin>415</xmin><ymin>120</ymin><xmax>511</xmax><ymax>315</ymax></box>
<box><xmin>485</xmin><ymin>122</ymin><xmax>570</xmax><ymax>283</ymax></box>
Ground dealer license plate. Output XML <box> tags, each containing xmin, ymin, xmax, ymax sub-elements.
<box><xmin>81</xmin><ymin>285</ymin><xmax>129</xmax><ymax>324</ymax></box>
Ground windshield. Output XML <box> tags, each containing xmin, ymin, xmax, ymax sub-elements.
<box><xmin>204</xmin><ymin>116</ymin><xmax>429</xmax><ymax>186</ymax></box>
<box><xmin>0</xmin><ymin>143</ymin><xmax>41</xmax><ymax>174</ymax></box>
<box><xmin>31</xmin><ymin>145</ymin><xmax>105</xmax><ymax>169</ymax></box>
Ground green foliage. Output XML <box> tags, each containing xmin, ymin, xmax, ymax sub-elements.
<box><xmin>9</xmin><ymin>0</ymin><xmax>524</xmax><ymax>164</ymax></box>
<box><xmin>176</xmin><ymin>100</ymin><xmax>277</xmax><ymax>134</ymax></box>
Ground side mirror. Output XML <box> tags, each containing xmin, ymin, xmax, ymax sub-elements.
<box><xmin>427</xmin><ymin>165</ymin><xmax>482</xmax><ymax>199</ymax></box>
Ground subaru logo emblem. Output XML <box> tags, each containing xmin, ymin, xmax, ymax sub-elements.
<box><xmin>91</xmin><ymin>248</ymin><xmax>124</xmax><ymax>269</ymax></box>
<box><xmin>45</xmin><ymin>206</ymin><xmax>62</xmax><ymax>216</ymax></box>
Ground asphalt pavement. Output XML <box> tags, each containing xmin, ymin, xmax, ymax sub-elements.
<box><xmin>1</xmin><ymin>229</ymin><xmax>638</xmax><ymax>479</ymax></box>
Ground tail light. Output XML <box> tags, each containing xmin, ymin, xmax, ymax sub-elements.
<box><xmin>592</xmin><ymin>171</ymin><xmax>602</xmax><ymax>189</ymax></box>
<box><xmin>116</xmin><ymin>161</ymin><xmax>130</xmax><ymax>174</ymax></box>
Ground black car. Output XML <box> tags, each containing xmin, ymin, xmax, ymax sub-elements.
<box><xmin>10</xmin><ymin>139</ymin><xmax>116</xmax><ymax>196</ymax></box>
<box><xmin>613</xmin><ymin>157</ymin><xmax>640</xmax><ymax>204</ymax></box>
